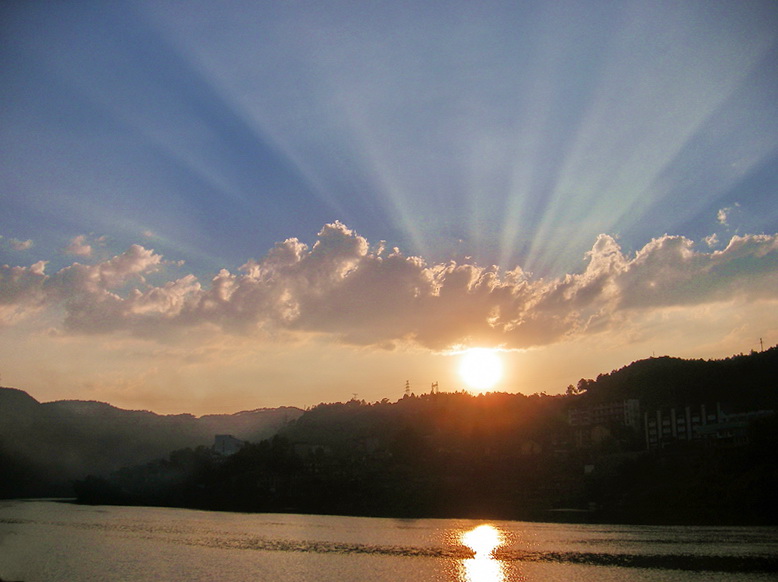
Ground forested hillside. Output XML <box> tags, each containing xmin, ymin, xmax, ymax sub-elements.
<box><xmin>4</xmin><ymin>347</ymin><xmax>776</xmax><ymax>523</ymax></box>
<box><xmin>572</xmin><ymin>347</ymin><xmax>778</xmax><ymax>409</ymax></box>
<box><xmin>71</xmin><ymin>347</ymin><xmax>778</xmax><ymax>524</ymax></box>
<box><xmin>0</xmin><ymin>388</ymin><xmax>301</xmax><ymax>497</ymax></box>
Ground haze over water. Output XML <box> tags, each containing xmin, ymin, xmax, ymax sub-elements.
<box><xmin>1</xmin><ymin>501</ymin><xmax>776</xmax><ymax>581</ymax></box>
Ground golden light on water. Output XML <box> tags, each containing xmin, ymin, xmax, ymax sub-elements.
<box><xmin>461</xmin><ymin>524</ymin><xmax>502</xmax><ymax>557</ymax></box>
<box><xmin>458</xmin><ymin>349</ymin><xmax>504</xmax><ymax>392</ymax></box>
<box><xmin>459</xmin><ymin>524</ymin><xmax>505</xmax><ymax>582</ymax></box>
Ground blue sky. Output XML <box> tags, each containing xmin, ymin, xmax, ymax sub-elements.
<box><xmin>1</xmin><ymin>1</ymin><xmax>778</xmax><ymax>413</ymax></box>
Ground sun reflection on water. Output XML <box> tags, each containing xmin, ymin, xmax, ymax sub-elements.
<box><xmin>458</xmin><ymin>524</ymin><xmax>505</xmax><ymax>582</ymax></box>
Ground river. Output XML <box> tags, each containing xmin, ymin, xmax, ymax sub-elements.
<box><xmin>0</xmin><ymin>501</ymin><xmax>775</xmax><ymax>581</ymax></box>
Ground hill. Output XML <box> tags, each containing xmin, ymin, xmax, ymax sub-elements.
<box><xmin>572</xmin><ymin>347</ymin><xmax>778</xmax><ymax>410</ymax></box>
<box><xmin>0</xmin><ymin>388</ymin><xmax>302</xmax><ymax>498</ymax></box>
<box><xmin>71</xmin><ymin>347</ymin><xmax>777</xmax><ymax>524</ymax></box>
<box><xmin>3</xmin><ymin>347</ymin><xmax>776</xmax><ymax>523</ymax></box>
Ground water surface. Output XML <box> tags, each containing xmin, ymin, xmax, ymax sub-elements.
<box><xmin>0</xmin><ymin>501</ymin><xmax>775</xmax><ymax>581</ymax></box>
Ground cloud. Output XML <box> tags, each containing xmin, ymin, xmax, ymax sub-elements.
<box><xmin>703</xmin><ymin>233</ymin><xmax>719</xmax><ymax>248</ymax></box>
<box><xmin>1</xmin><ymin>223</ymin><xmax>777</xmax><ymax>350</ymax></box>
<box><xmin>9</xmin><ymin>238</ymin><xmax>34</xmax><ymax>251</ymax></box>
<box><xmin>0</xmin><ymin>260</ymin><xmax>49</xmax><ymax>324</ymax></box>
<box><xmin>614</xmin><ymin>234</ymin><xmax>778</xmax><ymax>311</ymax></box>
<box><xmin>64</xmin><ymin>235</ymin><xmax>93</xmax><ymax>256</ymax></box>
<box><xmin>717</xmin><ymin>203</ymin><xmax>741</xmax><ymax>227</ymax></box>
<box><xmin>0</xmin><ymin>244</ymin><xmax>164</xmax><ymax>329</ymax></box>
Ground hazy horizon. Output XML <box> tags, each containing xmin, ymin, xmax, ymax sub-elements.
<box><xmin>4</xmin><ymin>344</ymin><xmax>775</xmax><ymax>418</ymax></box>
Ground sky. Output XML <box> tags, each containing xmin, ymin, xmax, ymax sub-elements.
<box><xmin>1</xmin><ymin>0</ymin><xmax>778</xmax><ymax>415</ymax></box>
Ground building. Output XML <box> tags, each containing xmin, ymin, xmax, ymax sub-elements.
<box><xmin>643</xmin><ymin>403</ymin><xmax>774</xmax><ymax>449</ymax></box>
<box><xmin>569</xmin><ymin>399</ymin><xmax>641</xmax><ymax>428</ymax></box>
<box><xmin>568</xmin><ymin>399</ymin><xmax>641</xmax><ymax>448</ymax></box>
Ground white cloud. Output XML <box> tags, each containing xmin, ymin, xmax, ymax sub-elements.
<box><xmin>717</xmin><ymin>202</ymin><xmax>741</xmax><ymax>227</ymax></box>
<box><xmin>703</xmin><ymin>233</ymin><xmax>719</xmax><ymax>248</ymax></box>
<box><xmin>64</xmin><ymin>235</ymin><xmax>93</xmax><ymax>256</ymax></box>
<box><xmin>1</xmin><ymin>223</ymin><xmax>777</xmax><ymax>350</ymax></box>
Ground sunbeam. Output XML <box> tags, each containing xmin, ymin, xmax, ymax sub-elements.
<box><xmin>134</xmin><ymin>1</ymin><xmax>778</xmax><ymax>276</ymax></box>
<box><xmin>1</xmin><ymin>0</ymin><xmax>777</xmax><ymax>415</ymax></box>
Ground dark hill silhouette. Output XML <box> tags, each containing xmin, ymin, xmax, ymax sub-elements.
<box><xmin>70</xmin><ymin>346</ymin><xmax>777</xmax><ymax>524</ymax></box>
<box><xmin>571</xmin><ymin>346</ymin><xmax>778</xmax><ymax>410</ymax></box>
<box><xmin>0</xmin><ymin>388</ymin><xmax>302</xmax><ymax>498</ymax></box>
<box><xmin>0</xmin><ymin>387</ymin><xmax>39</xmax><ymax>415</ymax></box>
<box><xmin>4</xmin><ymin>346</ymin><xmax>776</xmax><ymax>523</ymax></box>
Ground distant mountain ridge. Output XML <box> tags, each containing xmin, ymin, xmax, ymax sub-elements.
<box><xmin>0</xmin><ymin>388</ymin><xmax>302</xmax><ymax>498</ymax></box>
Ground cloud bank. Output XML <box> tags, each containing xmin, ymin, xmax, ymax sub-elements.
<box><xmin>1</xmin><ymin>223</ymin><xmax>776</xmax><ymax>350</ymax></box>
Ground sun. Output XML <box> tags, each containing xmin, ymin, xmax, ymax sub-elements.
<box><xmin>458</xmin><ymin>348</ymin><xmax>503</xmax><ymax>392</ymax></box>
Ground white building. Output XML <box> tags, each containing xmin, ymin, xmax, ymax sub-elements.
<box><xmin>643</xmin><ymin>403</ymin><xmax>774</xmax><ymax>449</ymax></box>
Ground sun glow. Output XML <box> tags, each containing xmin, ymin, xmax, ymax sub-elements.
<box><xmin>461</xmin><ymin>524</ymin><xmax>502</xmax><ymax>558</ymax></box>
<box><xmin>458</xmin><ymin>348</ymin><xmax>504</xmax><ymax>392</ymax></box>
<box><xmin>459</xmin><ymin>524</ymin><xmax>505</xmax><ymax>582</ymax></box>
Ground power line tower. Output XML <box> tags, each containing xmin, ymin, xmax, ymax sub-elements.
<box><xmin>404</xmin><ymin>380</ymin><xmax>410</xmax><ymax>397</ymax></box>
<box><xmin>430</xmin><ymin>381</ymin><xmax>439</xmax><ymax>394</ymax></box>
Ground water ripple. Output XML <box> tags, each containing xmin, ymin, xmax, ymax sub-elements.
<box><xmin>5</xmin><ymin>517</ymin><xmax>776</xmax><ymax>573</ymax></box>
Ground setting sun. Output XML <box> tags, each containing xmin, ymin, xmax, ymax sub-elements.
<box><xmin>458</xmin><ymin>348</ymin><xmax>504</xmax><ymax>392</ymax></box>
